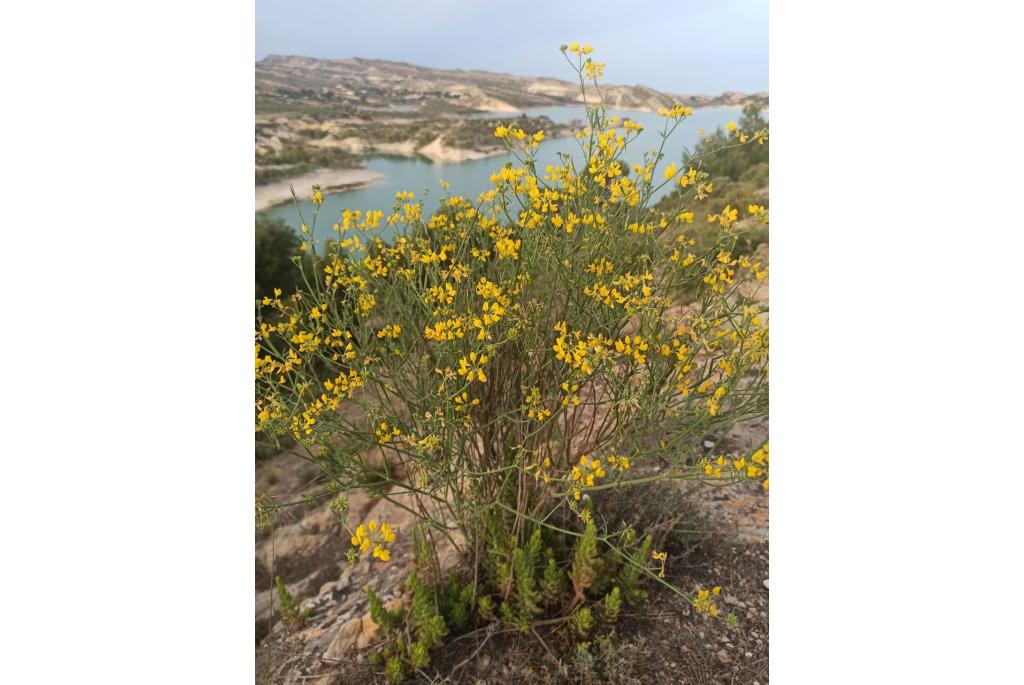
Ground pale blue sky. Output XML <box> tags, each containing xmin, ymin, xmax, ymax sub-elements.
<box><xmin>256</xmin><ymin>0</ymin><xmax>767</xmax><ymax>95</ymax></box>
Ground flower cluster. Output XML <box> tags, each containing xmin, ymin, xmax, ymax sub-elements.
<box><xmin>456</xmin><ymin>351</ymin><xmax>488</xmax><ymax>383</ymax></box>
<box><xmin>377</xmin><ymin>323</ymin><xmax>402</xmax><ymax>339</ymax></box>
<box><xmin>350</xmin><ymin>520</ymin><xmax>397</xmax><ymax>562</ymax></box>
<box><xmin>658</xmin><ymin>104</ymin><xmax>694</xmax><ymax>119</ymax></box>
<box><xmin>565</xmin><ymin>41</ymin><xmax>594</xmax><ymax>55</ymax></box>
<box><xmin>692</xmin><ymin>586</ymin><xmax>722</xmax><ymax>616</ymax></box>
<box><xmin>523</xmin><ymin>386</ymin><xmax>551</xmax><ymax>422</ymax></box>
<box><xmin>569</xmin><ymin>455</ymin><xmax>607</xmax><ymax>500</ymax></box>
<box><xmin>652</xmin><ymin>549</ymin><xmax>668</xmax><ymax>578</ymax></box>
<box><xmin>375</xmin><ymin>421</ymin><xmax>402</xmax><ymax>445</ymax></box>
<box><xmin>706</xmin><ymin>204</ymin><xmax>739</xmax><ymax>229</ymax></box>
<box><xmin>493</xmin><ymin>124</ymin><xmax>545</xmax><ymax>150</ymax></box>
<box><xmin>699</xmin><ymin>442</ymin><xmax>770</xmax><ymax>490</ymax></box>
<box><xmin>583</xmin><ymin>270</ymin><xmax>655</xmax><ymax>311</ymax></box>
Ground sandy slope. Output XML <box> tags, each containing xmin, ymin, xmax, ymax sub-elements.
<box><xmin>255</xmin><ymin>168</ymin><xmax>385</xmax><ymax>212</ymax></box>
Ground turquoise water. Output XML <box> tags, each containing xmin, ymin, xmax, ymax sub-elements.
<box><xmin>262</xmin><ymin>106</ymin><xmax>744</xmax><ymax>236</ymax></box>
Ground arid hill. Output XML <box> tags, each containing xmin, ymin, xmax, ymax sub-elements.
<box><xmin>256</xmin><ymin>55</ymin><xmax>767</xmax><ymax>115</ymax></box>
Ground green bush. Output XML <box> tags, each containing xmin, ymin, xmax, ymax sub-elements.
<box><xmin>255</xmin><ymin>44</ymin><xmax>770</xmax><ymax>677</ymax></box>
<box><xmin>655</xmin><ymin>102</ymin><xmax>769</xmax><ymax>254</ymax></box>
<box><xmin>255</xmin><ymin>214</ymin><xmax>306</xmax><ymax>301</ymax></box>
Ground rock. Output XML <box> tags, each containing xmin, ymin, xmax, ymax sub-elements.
<box><xmin>355</xmin><ymin>612</ymin><xmax>377</xmax><ymax>649</ymax></box>
<box><xmin>716</xmin><ymin>649</ymin><xmax>731</xmax><ymax>665</ymax></box>
<box><xmin>255</xmin><ymin>454</ymin><xmax>465</xmax><ymax>681</ymax></box>
<box><xmin>762</xmin><ymin>578</ymin><xmax>769</xmax><ymax>590</ymax></box>
<box><xmin>356</xmin><ymin>597</ymin><xmax>404</xmax><ymax>649</ymax></box>
<box><xmin>323</xmin><ymin>616</ymin><xmax>363</xmax><ymax>661</ymax></box>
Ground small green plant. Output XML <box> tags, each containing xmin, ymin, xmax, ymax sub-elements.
<box><xmin>570</xmin><ymin>634</ymin><xmax>650</xmax><ymax>684</ymax></box>
<box><xmin>477</xmin><ymin>595</ymin><xmax>494</xmax><ymax>620</ymax></box>
<box><xmin>617</xmin><ymin>529</ymin><xmax>653</xmax><ymax>603</ymax></box>
<box><xmin>366</xmin><ymin>586</ymin><xmax>403</xmax><ymax>633</ymax></box>
<box><xmin>502</xmin><ymin>528</ymin><xmax>543</xmax><ymax>631</ymax></box>
<box><xmin>540</xmin><ymin>550</ymin><xmax>566</xmax><ymax>606</ymax></box>
<box><xmin>364</xmin><ymin>571</ymin><xmax>449</xmax><ymax>680</ymax></box>
<box><xmin>440</xmin><ymin>575</ymin><xmax>474</xmax><ymax>630</ymax></box>
<box><xmin>274</xmin><ymin>576</ymin><xmax>310</xmax><ymax>627</ymax></box>
<box><xmin>599</xmin><ymin>586</ymin><xmax>622</xmax><ymax>624</ymax></box>
<box><xmin>570</xmin><ymin>605</ymin><xmax>594</xmax><ymax>638</ymax></box>
<box><xmin>570</xmin><ymin>521</ymin><xmax>600</xmax><ymax>604</ymax></box>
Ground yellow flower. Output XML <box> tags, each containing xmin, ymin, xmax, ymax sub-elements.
<box><xmin>663</xmin><ymin>163</ymin><xmax>677</xmax><ymax>180</ymax></box>
<box><xmin>376</xmin><ymin>323</ymin><xmax>402</xmax><ymax>339</ymax></box>
<box><xmin>678</xmin><ymin>167</ymin><xmax>698</xmax><ymax>187</ymax></box>
<box><xmin>375</xmin><ymin>421</ymin><xmax>401</xmax><ymax>445</ymax></box>
<box><xmin>356</xmin><ymin>293</ymin><xmax>376</xmax><ymax>315</ymax></box>
<box><xmin>652</xmin><ymin>549</ymin><xmax>668</xmax><ymax>577</ymax></box>
<box><xmin>693</xmin><ymin>586</ymin><xmax>721</xmax><ymax>616</ymax></box>
<box><xmin>726</xmin><ymin>121</ymin><xmax>737</xmax><ymax>133</ymax></box>
<box><xmin>456</xmin><ymin>352</ymin><xmax>489</xmax><ymax>383</ymax></box>
<box><xmin>658</xmin><ymin>104</ymin><xmax>693</xmax><ymax>119</ymax></box>
<box><xmin>583</xmin><ymin>59</ymin><xmax>605</xmax><ymax>80</ymax></box>
<box><xmin>607</xmin><ymin>454</ymin><xmax>631</xmax><ymax>471</ymax></box>
<box><xmin>350</xmin><ymin>519</ymin><xmax>397</xmax><ymax>562</ymax></box>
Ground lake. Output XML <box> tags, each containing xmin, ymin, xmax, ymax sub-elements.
<box><xmin>261</xmin><ymin>106</ymin><xmax>747</xmax><ymax>237</ymax></box>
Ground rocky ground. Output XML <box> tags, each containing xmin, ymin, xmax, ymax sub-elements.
<box><xmin>255</xmin><ymin>414</ymin><xmax>768</xmax><ymax>685</ymax></box>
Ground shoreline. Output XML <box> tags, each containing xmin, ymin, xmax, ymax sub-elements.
<box><xmin>255</xmin><ymin>167</ymin><xmax>386</xmax><ymax>212</ymax></box>
<box><xmin>253</xmin><ymin>103</ymin><xmax>762</xmax><ymax>212</ymax></box>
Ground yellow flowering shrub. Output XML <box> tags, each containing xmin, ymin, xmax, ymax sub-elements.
<box><xmin>255</xmin><ymin>44</ymin><xmax>768</xmax><ymax>675</ymax></box>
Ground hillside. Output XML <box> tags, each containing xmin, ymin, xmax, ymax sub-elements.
<box><xmin>256</xmin><ymin>55</ymin><xmax>767</xmax><ymax>115</ymax></box>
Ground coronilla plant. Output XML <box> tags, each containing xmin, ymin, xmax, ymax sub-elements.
<box><xmin>256</xmin><ymin>42</ymin><xmax>768</xmax><ymax>676</ymax></box>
